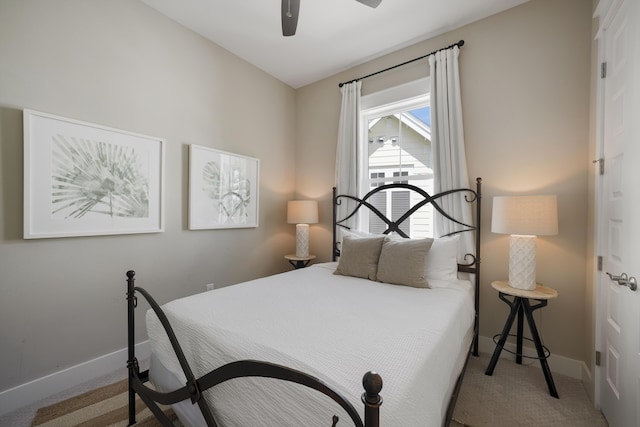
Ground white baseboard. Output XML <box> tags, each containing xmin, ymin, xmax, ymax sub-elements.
<box><xmin>0</xmin><ymin>341</ymin><xmax>149</xmax><ymax>417</ymax></box>
<box><xmin>477</xmin><ymin>335</ymin><xmax>584</xmax><ymax>380</ymax></box>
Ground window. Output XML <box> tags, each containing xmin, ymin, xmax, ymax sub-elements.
<box><xmin>359</xmin><ymin>79</ymin><xmax>434</xmax><ymax>238</ymax></box>
<box><xmin>370</xmin><ymin>172</ymin><xmax>386</xmax><ymax>187</ymax></box>
<box><xmin>393</xmin><ymin>171</ymin><xmax>409</xmax><ymax>184</ymax></box>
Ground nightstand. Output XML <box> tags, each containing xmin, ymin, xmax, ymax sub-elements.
<box><xmin>485</xmin><ymin>280</ymin><xmax>559</xmax><ymax>398</ymax></box>
<box><xmin>285</xmin><ymin>254</ymin><xmax>316</xmax><ymax>269</ymax></box>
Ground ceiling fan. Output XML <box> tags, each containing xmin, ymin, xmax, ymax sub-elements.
<box><xmin>281</xmin><ymin>0</ymin><xmax>383</xmax><ymax>37</ymax></box>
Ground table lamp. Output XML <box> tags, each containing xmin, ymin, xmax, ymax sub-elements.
<box><xmin>491</xmin><ymin>195</ymin><xmax>558</xmax><ymax>290</ymax></box>
<box><xmin>287</xmin><ymin>200</ymin><xmax>319</xmax><ymax>258</ymax></box>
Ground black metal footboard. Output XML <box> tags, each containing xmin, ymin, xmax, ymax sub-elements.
<box><xmin>126</xmin><ymin>270</ymin><xmax>383</xmax><ymax>427</ymax></box>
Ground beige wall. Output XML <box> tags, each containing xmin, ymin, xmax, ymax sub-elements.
<box><xmin>296</xmin><ymin>0</ymin><xmax>593</xmax><ymax>365</ymax></box>
<box><xmin>0</xmin><ymin>0</ymin><xmax>296</xmax><ymax>391</ymax></box>
<box><xmin>0</xmin><ymin>0</ymin><xmax>598</xmax><ymax>402</ymax></box>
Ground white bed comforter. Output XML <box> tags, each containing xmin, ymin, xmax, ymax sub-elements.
<box><xmin>146</xmin><ymin>262</ymin><xmax>474</xmax><ymax>427</ymax></box>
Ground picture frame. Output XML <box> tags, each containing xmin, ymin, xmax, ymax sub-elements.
<box><xmin>189</xmin><ymin>144</ymin><xmax>259</xmax><ymax>230</ymax></box>
<box><xmin>23</xmin><ymin>109</ymin><xmax>165</xmax><ymax>239</ymax></box>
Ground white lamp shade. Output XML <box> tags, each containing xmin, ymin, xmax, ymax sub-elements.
<box><xmin>491</xmin><ymin>195</ymin><xmax>558</xmax><ymax>236</ymax></box>
<box><xmin>287</xmin><ymin>200</ymin><xmax>318</xmax><ymax>224</ymax></box>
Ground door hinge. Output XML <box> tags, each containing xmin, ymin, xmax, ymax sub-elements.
<box><xmin>593</xmin><ymin>158</ymin><xmax>604</xmax><ymax>175</ymax></box>
<box><xmin>597</xmin><ymin>256</ymin><xmax>603</xmax><ymax>271</ymax></box>
<box><xmin>596</xmin><ymin>350</ymin><xmax>601</xmax><ymax>366</ymax></box>
<box><xmin>601</xmin><ymin>62</ymin><xmax>607</xmax><ymax>78</ymax></box>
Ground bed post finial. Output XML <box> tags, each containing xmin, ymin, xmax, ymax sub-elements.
<box><xmin>362</xmin><ymin>371</ymin><xmax>382</xmax><ymax>427</ymax></box>
<box><xmin>126</xmin><ymin>269</ymin><xmax>137</xmax><ymax>426</ymax></box>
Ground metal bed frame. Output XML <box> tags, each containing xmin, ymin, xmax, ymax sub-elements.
<box><xmin>125</xmin><ymin>178</ymin><xmax>481</xmax><ymax>426</ymax></box>
<box><xmin>126</xmin><ymin>272</ymin><xmax>382</xmax><ymax>427</ymax></box>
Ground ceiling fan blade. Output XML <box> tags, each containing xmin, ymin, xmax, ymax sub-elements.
<box><xmin>281</xmin><ymin>0</ymin><xmax>300</xmax><ymax>36</ymax></box>
<box><xmin>355</xmin><ymin>0</ymin><xmax>382</xmax><ymax>7</ymax></box>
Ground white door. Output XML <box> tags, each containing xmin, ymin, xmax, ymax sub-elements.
<box><xmin>596</xmin><ymin>0</ymin><xmax>640</xmax><ymax>426</ymax></box>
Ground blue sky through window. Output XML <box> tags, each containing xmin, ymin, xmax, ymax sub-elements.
<box><xmin>410</xmin><ymin>107</ymin><xmax>430</xmax><ymax>126</ymax></box>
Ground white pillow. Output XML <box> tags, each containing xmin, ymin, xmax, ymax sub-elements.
<box><xmin>336</xmin><ymin>229</ymin><xmax>375</xmax><ymax>255</ymax></box>
<box><xmin>424</xmin><ymin>235</ymin><xmax>459</xmax><ymax>280</ymax></box>
<box><xmin>339</xmin><ymin>228</ymin><xmax>374</xmax><ymax>241</ymax></box>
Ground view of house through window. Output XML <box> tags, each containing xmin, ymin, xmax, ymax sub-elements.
<box><xmin>360</xmin><ymin>94</ymin><xmax>434</xmax><ymax>238</ymax></box>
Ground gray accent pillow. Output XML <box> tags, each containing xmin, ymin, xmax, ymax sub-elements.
<box><xmin>377</xmin><ymin>237</ymin><xmax>434</xmax><ymax>288</ymax></box>
<box><xmin>334</xmin><ymin>235</ymin><xmax>385</xmax><ymax>281</ymax></box>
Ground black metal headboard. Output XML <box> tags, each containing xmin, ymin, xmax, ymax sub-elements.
<box><xmin>332</xmin><ymin>177</ymin><xmax>482</xmax><ymax>356</ymax></box>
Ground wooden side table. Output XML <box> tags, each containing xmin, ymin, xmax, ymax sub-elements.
<box><xmin>485</xmin><ymin>280</ymin><xmax>559</xmax><ymax>398</ymax></box>
<box><xmin>285</xmin><ymin>254</ymin><xmax>316</xmax><ymax>269</ymax></box>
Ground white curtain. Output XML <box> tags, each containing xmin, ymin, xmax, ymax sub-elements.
<box><xmin>335</xmin><ymin>81</ymin><xmax>362</xmax><ymax>230</ymax></box>
<box><xmin>429</xmin><ymin>46</ymin><xmax>474</xmax><ymax>260</ymax></box>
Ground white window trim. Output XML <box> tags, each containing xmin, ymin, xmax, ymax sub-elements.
<box><xmin>358</xmin><ymin>77</ymin><xmax>434</xmax><ymax>237</ymax></box>
<box><xmin>360</xmin><ymin>77</ymin><xmax>432</xmax><ymax>194</ymax></box>
<box><xmin>361</xmin><ymin>77</ymin><xmax>430</xmax><ymax>111</ymax></box>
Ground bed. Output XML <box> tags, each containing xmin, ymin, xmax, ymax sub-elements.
<box><xmin>126</xmin><ymin>178</ymin><xmax>482</xmax><ymax>427</ymax></box>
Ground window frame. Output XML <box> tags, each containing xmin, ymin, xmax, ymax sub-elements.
<box><xmin>358</xmin><ymin>78</ymin><xmax>434</xmax><ymax>237</ymax></box>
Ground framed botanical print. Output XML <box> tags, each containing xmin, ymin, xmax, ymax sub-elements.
<box><xmin>189</xmin><ymin>144</ymin><xmax>259</xmax><ymax>230</ymax></box>
<box><xmin>23</xmin><ymin>109</ymin><xmax>165</xmax><ymax>239</ymax></box>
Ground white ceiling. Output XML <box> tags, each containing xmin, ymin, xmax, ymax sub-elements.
<box><xmin>141</xmin><ymin>0</ymin><xmax>529</xmax><ymax>88</ymax></box>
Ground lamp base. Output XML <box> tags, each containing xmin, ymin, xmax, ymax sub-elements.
<box><xmin>508</xmin><ymin>234</ymin><xmax>537</xmax><ymax>290</ymax></box>
<box><xmin>295</xmin><ymin>224</ymin><xmax>310</xmax><ymax>258</ymax></box>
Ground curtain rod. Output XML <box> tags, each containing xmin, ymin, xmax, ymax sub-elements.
<box><xmin>338</xmin><ymin>39</ymin><xmax>464</xmax><ymax>88</ymax></box>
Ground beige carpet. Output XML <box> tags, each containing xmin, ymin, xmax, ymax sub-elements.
<box><xmin>30</xmin><ymin>379</ymin><xmax>179</xmax><ymax>427</ymax></box>
<box><xmin>451</xmin><ymin>353</ymin><xmax>608</xmax><ymax>427</ymax></box>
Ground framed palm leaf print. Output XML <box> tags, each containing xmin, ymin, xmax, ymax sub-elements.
<box><xmin>189</xmin><ymin>145</ymin><xmax>259</xmax><ymax>230</ymax></box>
<box><xmin>23</xmin><ymin>110</ymin><xmax>165</xmax><ymax>239</ymax></box>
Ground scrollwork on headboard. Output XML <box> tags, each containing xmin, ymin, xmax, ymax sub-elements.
<box><xmin>333</xmin><ymin>178</ymin><xmax>481</xmax><ymax>264</ymax></box>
